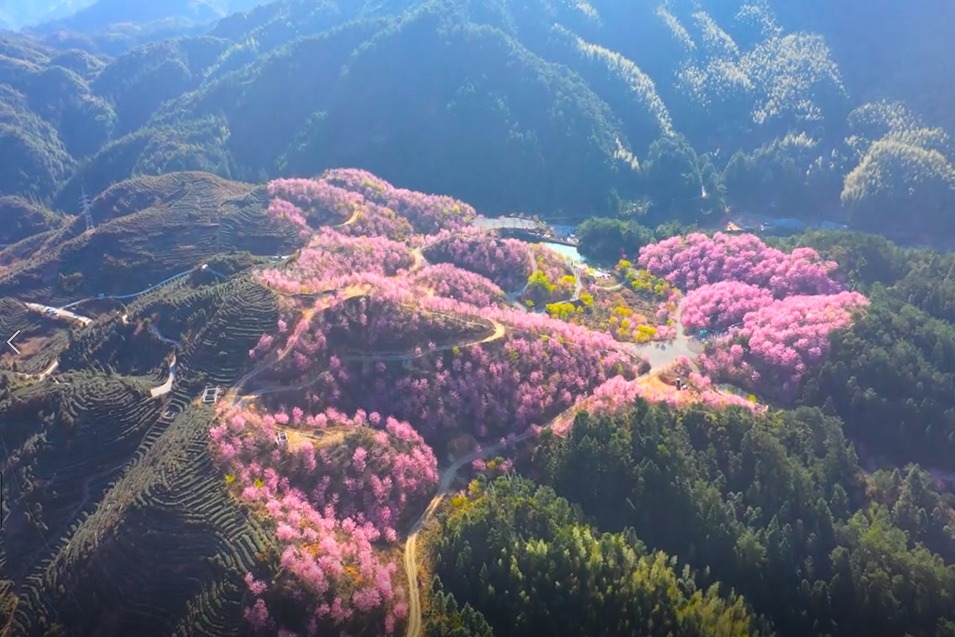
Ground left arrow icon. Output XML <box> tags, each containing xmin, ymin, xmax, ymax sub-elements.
<box><xmin>6</xmin><ymin>330</ymin><xmax>21</xmax><ymax>354</ymax></box>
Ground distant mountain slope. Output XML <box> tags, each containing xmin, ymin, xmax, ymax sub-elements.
<box><xmin>0</xmin><ymin>0</ymin><xmax>953</xmax><ymax>244</ymax></box>
<box><xmin>32</xmin><ymin>0</ymin><xmax>267</xmax><ymax>34</ymax></box>
<box><xmin>773</xmin><ymin>0</ymin><xmax>955</xmax><ymax>137</ymax></box>
<box><xmin>0</xmin><ymin>0</ymin><xmax>94</xmax><ymax>29</ymax></box>
<box><xmin>18</xmin><ymin>0</ymin><xmax>274</xmax><ymax>56</ymax></box>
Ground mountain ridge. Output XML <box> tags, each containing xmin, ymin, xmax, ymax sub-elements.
<box><xmin>0</xmin><ymin>0</ymin><xmax>948</xmax><ymax>247</ymax></box>
<box><xmin>31</xmin><ymin>0</ymin><xmax>268</xmax><ymax>35</ymax></box>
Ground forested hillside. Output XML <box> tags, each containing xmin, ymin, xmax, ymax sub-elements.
<box><xmin>0</xmin><ymin>0</ymin><xmax>953</xmax><ymax>247</ymax></box>
<box><xmin>3</xmin><ymin>2</ymin><xmax>955</xmax><ymax>636</ymax></box>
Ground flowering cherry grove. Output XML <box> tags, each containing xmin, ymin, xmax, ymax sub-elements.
<box><xmin>223</xmin><ymin>286</ymin><xmax>644</xmax><ymax>633</ymax></box>
<box><xmin>698</xmin><ymin>291</ymin><xmax>868</xmax><ymax>399</ymax></box>
<box><xmin>637</xmin><ymin>232</ymin><xmax>869</xmax><ymax>400</ymax></box>
<box><xmin>422</xmin><ymin>228</ymin><xmax>532</xmax><ymax>292</ymax></box>
<box><xmin>247</xmin><ymin>275</ymin><xmax>645</xmax><ymax>438</ymax></box>
<box><xmin>212</xmin><ymin>406</ymin><xmax>435</xmax><ymax>636</ymax></box>
<box><xmin>213</xmin><ymin>169</ymin><xmax>867</xmax><ymax>635</ymax></box>
<box><xmin>322</xmin><ymin>168</ymin><xmax>477</xmax><ymax>235</ymax></box>
<box><xmin>638</xmin><ymin>232</ymin><xmax>844</xmax><ymax>297</ymax></box>
<box><xmin>680</xmin><ymin>281</ymin><xmax>774</xmax><ymax>333</ymax></box>
<box><xmin>256</xmin><ymin>228</ymin><xmax>415</xmax><ymax>294</ymax></box>
<box><xmin>267</xmin><ymin>168</ymin><xmax>476</xmax><ymax>240</ymax></box>
<box><xmin>412</xmin><ymin>263</ymin><xmax>507</xmax><ymax>308</ymax></box>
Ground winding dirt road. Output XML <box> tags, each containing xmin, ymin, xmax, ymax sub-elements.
<box><xmin>342</xmin><ymin>319</ymin><xmax>506</xmax><ymax>363</ymax></box>
<box><xmin>10</xmin><ymin>358</ymin><xmax>59</xmax><ymax>382</ymax></box>
<box><xmin>408</xmin><ymin>247</ymin><xmax>428</xmax><ymax>273</ymax></box>
<box><xmin>231</xmin><ymin>368</ymin><xmax>332</xmax><ymax>408</ymax></box>
<box><xmin>149</xmin><ymin>354</ymin><xmax>177</xmax><ymax>398</ymax></box>
<box><xmin>225</xmin><ymin>284</ymin><xmax>373</xmax><ymax>403</ymax></box>
<box><xmin>149</xmin><ymin>324</ymin><xmax>181</xmax><ymax>348</ymax></box>
<box><xmin>35</xmin><ymin>359</ymin><xmax>59</xmax><ymax>380</ymax></box>
<box><xmin>593</xmin><ymin>282</ymin><xmax>624</xmax><ymax>292</ymax></box>
<box><xmin>403</xmin><ymin>426</ymin><xmax>539</xmax><ymax>637</ymax></box>
<box><xmin>276</xmin><ymin>424</ymin><xmax>347</xmax><ymax>451</ymax></box>
<box><xmin>336</xmin><ymin>209</ymin><xmax>362</xmax><ymax>228</ymax></box>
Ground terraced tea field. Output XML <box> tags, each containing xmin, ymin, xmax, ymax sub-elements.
<box><xmin>0</xmin><ymin>274</ymin><xmax>282</xmax><ymax>635</ymax></box>
<box><xmin>0</xmin><ymin>173</ymin><xmax>295</xmax><ymax>635</ymax></box>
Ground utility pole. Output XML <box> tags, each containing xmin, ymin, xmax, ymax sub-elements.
<box><xmin>80</xmin><ymin>190</ymin><xmax>94</xmax><ymax>233</ymax></box>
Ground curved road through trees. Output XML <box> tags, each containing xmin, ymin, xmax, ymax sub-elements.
<box><xmin>342</xmin><ymin>319</ymin><xmax>506</xmax><ymax>364</ymax></box>
<box><xmin>403</xmin><ymin>425</ymin><xmax>540</xmax><ymax>637</ymax></box>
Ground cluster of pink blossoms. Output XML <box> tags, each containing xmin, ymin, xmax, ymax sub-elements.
<box><xmin>267</xmin><ymin>169</ymin><xmax>475</xmax><ymax>241</ymax></box>
<box><xmin>211</xmin><ymin>405</ymin><xmax>436</xmax><ymax>636</ymax></box>
<box><xmin>412</xmin><ymin>264</ymin><xmax>507</xmax><ymax>308</ymax></box>
<box><xmin>551</xmin><ymin>369</ymin><xmax>765</xmax><ymax>435</ymax></box>
<box><xmin>352</xmin><ymin>327</ymin><xmax>641</xmax><ymax>438</ymax></box>
<box><xmin>637</xmin><ymin>232</ymin><xmax>867</xmax><ymax>400</ymax></box>
<box><xmin>322</xmin><ymin>168</ymin><xmax>477</xmax><ymax>234</ymax></box>
<box><xmin>267</xmin><ymin>177</ymin><xmax>356</xmax><ymax>229</ymax></box>
<box><xmin>247</xmin><ymin>277</ymin><xmax>644</xmax><ymax>440</ymax></box>
<box><xmin>256</xmin><ymin>229</ymin><xmax>414</xmax><ymax>294</ymax></box>
<box><xmin>638</xmin><ymin>232</ymin><xmax>843</xmax><ymax>297</ymax></box>
<box><xmin>423</xmin><ymin>228</ymin><xmax>532</xmax><ymax>292</ymax></box>
<box><xmin>680</xmin><ymin>281</ymin><xmax>774</xmax><ymax>333</ymax></box>
<box><xmin>699</xmin><ymin>291</ymin><xmax>868</xmax><ymax>399</ymax></box>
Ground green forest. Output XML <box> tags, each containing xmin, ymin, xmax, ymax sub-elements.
<box><xmin>1</xmin><ymin>0</ymin><xmax>954</xmax><ymax>246</ymax></box>
<box><xmin>425</xmin><ymin>400</ymin><xmax>955</xmax><ymax>637</ymax></box>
